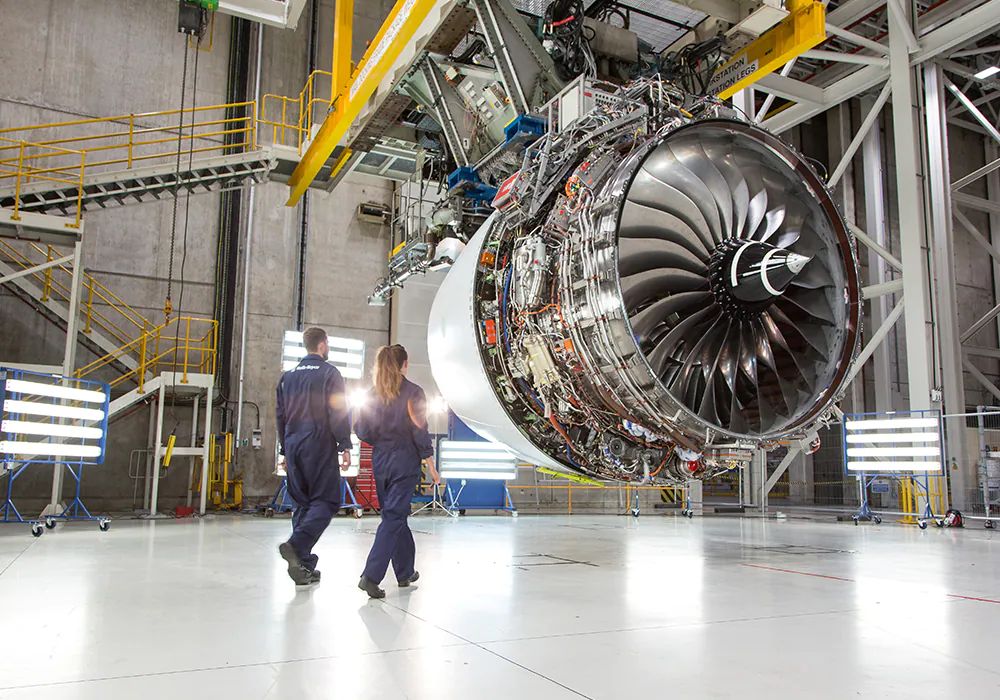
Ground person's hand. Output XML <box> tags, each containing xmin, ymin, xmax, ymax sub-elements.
<box><xmin>425</xmin><ymin>457</ymin><xmax>440</xmax><ymax>485</ymax></box>
<box><xmin>340</xmin><ymin>450</ymin><xmax>352</xmax><ymax>471</ymax></box>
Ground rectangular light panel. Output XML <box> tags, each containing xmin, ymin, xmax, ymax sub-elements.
<box><xmin>0</xmin><ymin>441</ymin><xmax>102</xmax><ymax>458</ymax></box>
<box><xmin>5</xmin><ymin>379</ymin><xmax>106</xmax><ymax>404</ymax></box>
<box><xmin>3</xmin><ymin>400</ymin><xmax>105</xmax><ymax>422</ymax></box>
<box><xmin>439</xmin><ymin>440</ymin><xmax>519</xmax><ymax>481</ymax></box>
<box><xmin>281</xmin><ymin>330</ymin><xmax>365</xmax><ymax>379</ymax></box>
<box><xmin>843</xmin><ymin>412</ymin><xmax>942</xmax><ymax>473</ymax></box>
<box><xmin>1</xmin><ymin>420</ymin><xmax>104</xmax><ymax>440</ymax></box>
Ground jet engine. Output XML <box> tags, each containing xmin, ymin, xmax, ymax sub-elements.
<box><xmin>428</xmin><ymin>79</ymin><xmax>861</xmax><ymax>483</ymax></box>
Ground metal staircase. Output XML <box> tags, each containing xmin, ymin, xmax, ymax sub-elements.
<box><xmin>0</xmin><ymin>103</ymin><xmax>278</xmax><ymax>216</ymax></box>
<box><xmin>0</xmin><ymin>239</ymin><xmax>152</xmax><ymax>383</ymax></box>
<box><xmin>2</xmin><ymin>150</ymin><xmax>276</xmax><ymax>215</ymax></box>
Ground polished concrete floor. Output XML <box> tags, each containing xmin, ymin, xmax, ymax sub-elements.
<box><xmin>1</xmin><ymin>512</ymin><xmax>998</xmax><ymax>699</ymax></box>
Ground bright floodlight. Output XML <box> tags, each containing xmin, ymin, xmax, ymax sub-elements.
<box><xmin>439</xmin><ymin>440</ymin><xmax>519</xmax><ymax>480</ymax></box>
<box><xmin>5</xmin><ymin>379</ymin><xmax>106</xmax><ymax>404</ymax></box>
<box><xmin>0</xmin><ymin>441</ymin><xmax>102</xmax><ymax>458</ymax></box>
<box><xmin>843</xmin><ymin>411</ymin><xmax>943</xmax><ymax>473</ymax></box>
<box><xmin>282</xmin><ymin>330</ymin><xmax>365</xmax><ymax>380</ymax></box>
<box><xmin>3</xmin><ymin>400</ymin><xmax>105</xmax><ymax>422</ymax></box>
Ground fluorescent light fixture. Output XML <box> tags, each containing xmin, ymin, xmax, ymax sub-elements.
<box><xmin>847</xmin><ymin>461</ymin><xmax>941</xmax><ymax>472</ymax></box>
<box><xmin>439</xmin><ymin>450</ymin><xmax>520</xmax><ymax>461</ymax></box>
<box><xmin>845</xmin><ymin>432</ymin><xmax>939</xmax><ymax>443</ymax></box>
<box><xmin>846</xmin><ymin>446</ymin><xmax>940</xmax><ymax>457</ymax></box>
<box><xmin>340</xmin><ymin>366</ymin><xmax>363</xmax><ymax>379</ymax></box>
<box><xmin>844</xmin><ymin>418</ymin><xmax>938</xmax><ymax>431</ymax></box>
<box><xmin>3</xmin><ymin>400</ymin><xmax>105</xmax><ymax>422</ymax></box>
<box><xmin>284</xmin><ymin>330</ymin><xmax>304</xmax><ymax>343</ymax></box>
<box><xmin>975</xmin><ymin>65</ymin><xmax>1000</xmax><ymax>80</ymax></box>
<box><xmin>441</xmin><ymin>470</ymin><xmax>518</xmax><ymax>481</ymax></box>
<box><xmin>1</xmin><ymin>420</ymin><xmax>103</xmax><ymax>440</ymax></box>
<box><xmin>0</xmin><ymin>441</ymin><xmax>102</xmax><ymax>458</ymax></box>
<box><xmin>438</xmin><ymin>439</ymin><xmax>519</xmax><ymax>480</ymax></box>
<box><xmin>327</xmin><ymin>351</ymin><xmax>363</xmax><ymax>365</ymax></box>
<box><xmin>282</xmin><ymin>345</ymin><xmax>308</xmax><ymax>359</ymax></box>
<box><xmin>329</xmin><ymin>337</ymin><xmax>364</xmax><ymax>351</ymax></box>
<box><xmin>5</xmin><ymin>379</ymin><xmax>106</xmax><ymax>404</ymax></box>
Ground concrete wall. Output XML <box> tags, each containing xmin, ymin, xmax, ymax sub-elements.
<box><xmin>0</xmin><ymin>0</ymin><xmax>396</xmax><ymax>510</ymax></box>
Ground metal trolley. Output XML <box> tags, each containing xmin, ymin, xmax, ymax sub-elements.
<box><xmin>1</xmin><ymin>368</ymin><xmax>111</xmax><ymax>536</ymax></box>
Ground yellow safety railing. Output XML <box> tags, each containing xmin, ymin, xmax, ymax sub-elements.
<box><xmin>0</xmin><ymin>136</ymin><xmax>85</xmax><ymax>228</ymax></box>
<box><xmin>75</xmin><ymin>315</ymin><xmax>217</xmax><ymax>391</ymax></box>
<box><xmin>259</xmin><ymin>69</ymin><xmax>334</xmax><ymax>153</ymax></box>
<box><xmin>0</xmin><ymin>102</ymin><xmax>258</xmax><ymax>184</ymax></box>
<box><xmin>0</xmin><ymin>239</ymin><xmax>153</xmax><ymax>350</ymax></box>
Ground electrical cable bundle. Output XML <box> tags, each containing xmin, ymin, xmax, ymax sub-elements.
<box><xmin>659</xmin><ymin>36</ymin><xmax>726</xmax><ymax>96</ymax></box>
<box><xmin>542</xmin><ymin>0</ymin><xmax>596</xmax><ymax>80</ymax></box>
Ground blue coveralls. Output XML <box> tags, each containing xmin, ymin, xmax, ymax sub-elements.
<box><xmin>355</xmin><ymin>379</ymin><xmax>434</xmax><ymax>583</ymax></box>
<box><xmin>275</xmin><ymin>353</ymin><xmax>353</xmax><ymax>571</ymax></box>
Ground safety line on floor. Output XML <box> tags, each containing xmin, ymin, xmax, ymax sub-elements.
<box><xmin>383</xmin><ymin>599</ymin><xmax>595</xmax><ymax>700</ymax></box>
<box><xmin>0</xmin><ymin>541</ymin><xmax>35</xmax><ymax>579</ymax></box>
<box><xmin>741</xmin><ymin>562</ymin><xmax>1000</xmax><ymax>604</ymax></box>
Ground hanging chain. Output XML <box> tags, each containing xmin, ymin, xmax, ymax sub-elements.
<box><xmin>165</xmin><ymin>40</ymin><xmax>191</xmax><ymax>321</ymax></box>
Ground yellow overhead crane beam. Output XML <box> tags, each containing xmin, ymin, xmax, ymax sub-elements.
<box><xmin>285</xmin><ymin>0</ymin><xmax>440</xmax><ymax>206</ymax></box>
<box><xmin>708</xmin><ymin>0</ymin><xmax>826</xmax><ymax>100</ymax></box>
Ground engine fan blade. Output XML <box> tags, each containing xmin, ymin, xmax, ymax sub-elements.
<box><xmin>641</xmin><ymin>152</ymin><xmax>725</xmax><ymax>244</ymax></box>
<box><xmin>618</xmin><ymin>239</ymin><xmax>707</xmax><ymax>277</ymax></box>
<box><xmin>621</xmin><ymin>269</ymin><xmax>710</xmax><ymax>314</ymax></box>
<box><xmin>627</xmin><ymin>171</ymin><xmax>717</xmax><ymax>252</ymax></box>
<box><xmin>630</xmin><ymin>291</ymin><xmax>715</xmax><ymax>344</ymax></box>
<box><xmin>618</xmin><ymin>200</ymin><xmax>711</xmax><ymax>261</ymax></box>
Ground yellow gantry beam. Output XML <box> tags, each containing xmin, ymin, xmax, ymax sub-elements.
<box><xmin>286</xmin><ymin>0</ymin><xmax>440</xmax><ymax>205</ymax></box>
<box><xmin>708</xmin><ymin>0</ymin><xmax>826</xmax><ymax>100</ymax></box>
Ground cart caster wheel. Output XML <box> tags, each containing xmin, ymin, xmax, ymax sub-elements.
<box><xmin>31</xmin><ymin>524</ymin><xmax>43</xmax><ymax>537</ymax></box>
<box><xmin>352</xmin><ymin>509</ymin><xmax>362</xmax><ymax>519</ymax></box>
<box><xmin>264</xmin><ymin>508</ymin><xmax>274</xmax><ymax>519</ymax></box>
<box><xmin>45</xmin><ymin>518</ymin><xmax>56</xmax><ymax>530</ymax></box>
<box><xmin>934</xmin><ymin>519</ymin><xmax>944</xmax><ymax>528</ymax></box>
<box><xmin>630</xmin><ymin>508</ymin><xmax>640</xmax><ymax>517</ymax></box>
<box><xmin>873</xmin><ymin>516</ymin><xmax>882</xmax><ymax>525</ymax></box>
<box><xmin>853</xmin><ymin>516</ymin><xmax>859</xmax><ymax>525</ymax></box>
<box><xmin>985</xmin><ymin>519</ymin><xmax>994</xmax><ymax>530</ymax></box>
<box><xmin>511</xmin><ymin>511</ymin><xmax>518</xmax><ymax>518</ymax></box>
<box><xmin>459</xmin><ymin>509</ymin><xmax>467</xmax><ymax>516</ymax></box>
<box><xmin>99</xmin><ymin>520</ymin><xmax>110</xmax><ymax>532</ymax></box>
<box><xmin>918</xmin><ymin>520</ymin><xmax>928</xmax><ymax>530</ymax></box>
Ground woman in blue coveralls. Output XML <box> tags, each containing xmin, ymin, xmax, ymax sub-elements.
<box><xmin>355</xmin><ymin>344</ymin><xmax>439</xmax><ymax>599</ymax></box>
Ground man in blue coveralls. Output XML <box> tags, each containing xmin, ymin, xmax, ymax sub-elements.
<box><xmin>275</xmin><ymin>327</ymin><xmax>353</xmax><ymax>586</ymax></box>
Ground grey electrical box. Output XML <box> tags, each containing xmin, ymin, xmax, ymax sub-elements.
<box><xmin>251</xmin><ymin>429</ymin><xmax>262</xmax><ymax>450</ymax></box>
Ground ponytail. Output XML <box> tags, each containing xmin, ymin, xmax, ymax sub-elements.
<box><xmin>373</xmin><ymin>344</ymin><xmax>408</xmax><ymax>404</ymax></box>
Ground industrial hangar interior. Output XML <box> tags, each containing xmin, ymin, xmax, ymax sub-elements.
<box><xmin>2</xmin><ymin>0</ymin><xmax>1000</xmax><ymax>697</ymax></box>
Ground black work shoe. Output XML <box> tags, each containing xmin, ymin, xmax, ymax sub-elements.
<box><xmin>358</xmin><ymin>575</ymin><xmax>386</xmax><ymax>599</ymax></box>
<box><xmin>398</xmin><ymin>571</ymin><xmax>420</xmax><ymax>587</ymax></box>
<box><xmin>279</xmin><ymin>542</ymin><xmax>312</xmax><ymax>586</ymax></box>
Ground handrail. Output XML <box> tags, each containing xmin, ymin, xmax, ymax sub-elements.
<box><xmin>74</xmin><ymin>316</ymin><xmax>218</xmax><ymax>391</ymax></box>
<box><xmin>0</xmin><ymin>239</ymin><xmax>152</xmax><ymax>344</ymax></box>
<box><xmin>0</xmin><ymin>136</ymin><xmax>85</xmax><ymax>228</ymax></box>
<box><xmin>259</xmin><ymin>69</ymin><xmax>333</xmax><ymax>153</ymax></box>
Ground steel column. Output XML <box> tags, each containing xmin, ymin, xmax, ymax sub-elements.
<box><xmin>924</xmin><ymin>62</ymin><xmax>967</xmax><ymax>509</ymax></box>
<box><xmin>149</xmin><ymin>381</ymin><xmax>167</xmax><ymax>517</ymax></box>
<box><xmin>46</xmin><ymin>241</ymin><xmax>84</xmax><ymax>516</ymax></box>
<box><xmin>187</xmin><ymin>392</ymin><xmax>199</xmax><ymax>508</ymax></box>
<box><xmin>200</xmin><ymin>382</ymin><xmax>213</xmax><ymax>515</ymax></box>
<box><xmin>888</xmin><ymin>1</ymin><xmax>933</xmax><ymax>410</ymax></box>
<box><xmin>988</xmin><ymin>142</ymin><xmax>1000</xmax><ymax>343</ymax></box>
